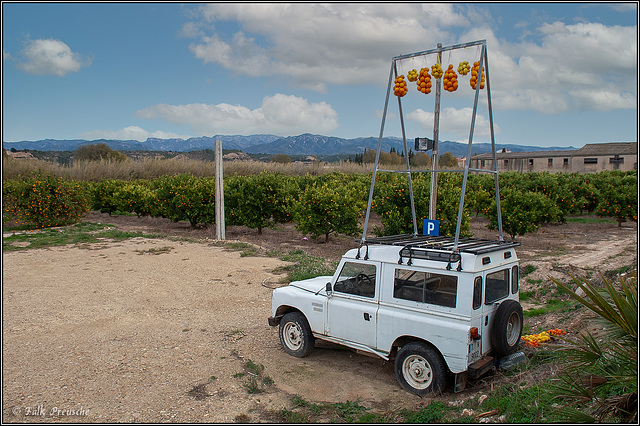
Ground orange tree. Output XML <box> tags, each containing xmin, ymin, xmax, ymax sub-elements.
<box><xmin>561</xmin><ymin>173</ymin><xmax>601</xmax><ymax>214</ymax></box>
<box><xmin>3</xmin><ymin>173</ymin><xmax>89</xmax><ymax>228</ymax></box>
<box><xmin>595</xmin><ymin>171</ymin><xmax>637</xmax><ymax>227</ymax></box>
<box><xmin>88</xmin><ymin>179</ymin><xmax>123</xmax><ymax>215</ymax></box>
<box><xmin>371</xmin><ymin>173</ymin><xmax>416</xmax><ymax>236</ymax></box>
<box><xmin>293</xmin><ymin>180</ymin><xmax>366</xmax><ymax>242</ymax></box>
<box><xmin>371</xmin><ymin>172</ymin><xmax>470</xmax><ymax>237</ymax></box>
<box><xmin>151</xmin><ymin>174</ymin><xmax>216</xmax><ymax>228</ymax></box>
<box><xmin>112</xmin><ymin>180</ymin><xmax>155</xmax><ymax>218</ymax></box>
<box><xmin>224</xmin><ymin>172</ymin><xmax>296</xmax><ymax>234</ymax></box>
<box><xmin>485</xmin><ymin>187</ymin><xmax>559</xmax><ymax>240</ymax></box>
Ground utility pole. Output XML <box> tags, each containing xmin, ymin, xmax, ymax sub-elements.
<box><xmin>429</xmin><ymin>43</ymin><xmax>442</xmax><ymax>220</ymax></box>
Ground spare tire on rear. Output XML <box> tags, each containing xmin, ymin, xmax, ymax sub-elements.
<box><xmin>491</xmin><ymin>299</ymin><xmax>523</xmax><ymax>358</ymax></box>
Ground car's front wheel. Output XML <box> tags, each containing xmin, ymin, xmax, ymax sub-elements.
<box><xmin>279</xmin><ymin>311</ymin><xmax>315</xmax><ymax>357</ymax></box>
<box><xmin>394</xmin><ymin>342</ymin><xmax>446</xmax><ymax>396</ymax></box>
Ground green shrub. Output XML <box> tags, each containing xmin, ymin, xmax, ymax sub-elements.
<box><xmin>112</xmin><ymin>180</ymin><xmax>155</xmax><ymax>217</ymax></box>
<box><xmin>549</xmin><ymin>273</ymin><xmax>638</xmax><ymax>423</ymax></box>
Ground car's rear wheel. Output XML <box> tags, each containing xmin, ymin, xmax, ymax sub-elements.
<box><xmin>279</xmin><ymin>311</ymin><xmax>315</xmax><ymax>357</ymax></box>
<box><xmin>394</xmin><ymin>342</ymin><xmax>446</xmax><ymax>395</ymax></box>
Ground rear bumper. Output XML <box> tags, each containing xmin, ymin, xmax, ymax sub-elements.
<box><xmin>468</xmin><ymin>355</ymin><xmax>495</xmax><ymax>379</ymax></box>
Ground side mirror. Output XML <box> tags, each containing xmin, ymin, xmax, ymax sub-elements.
<box><xmin>326</xmin><ymin>282</ymin><xmax>332</xmax><ymax>296</ymax></box>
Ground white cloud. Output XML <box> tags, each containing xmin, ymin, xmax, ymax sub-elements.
<box><xmin>489</xmin><ymin>21</ymin><xmax>636</xmax><ymax>113</ymax></box>
<box><xmin>184</xmin><ymin>4</ymin><xmax>636</xmax><ymax>113</ymax></box>
<box><xmin>407</xmin><ymin>107</ymin><xmax>499</xmax><ymax>142</ymax></box>
<box><xmin>135</xmin><ymin>94</ymin><xmax>339</xmax><ymax>136</ymax></box>
<box><xmin>17</xmin><ymin>38</ymin><xmax>91</xmax><ymax>76</ymax></box>
<box><xmin>78</xmin><ymin>126</ymin><xmax>189</xmax><ymax>142</ymax></box>
<box><xmin>186</xmin><ymin>3</ymin><xmax>468</xmax><ymax>91</ymax></box>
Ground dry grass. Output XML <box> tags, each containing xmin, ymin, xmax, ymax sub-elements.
<box><xmin>3</xmin><ymin>156</ymin><xmax>397</xmax><ymax>181</ymax></box>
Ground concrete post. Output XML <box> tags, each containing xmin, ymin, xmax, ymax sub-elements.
<box><xmin>215</xmin><ymin>140</ymin><xmax>225</xmax><ymax>240</ymax></box>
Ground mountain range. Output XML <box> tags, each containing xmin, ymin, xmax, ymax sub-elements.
<box><xmin>3</xmin><ymin>133</ymin><xmax>576</xmax><ymax>159</ymax></box>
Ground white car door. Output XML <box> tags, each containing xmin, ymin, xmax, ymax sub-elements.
<box><xmin>326</xmin><ymin>260</ymin><xmax>380</xmax><ymax>348</ymax></box>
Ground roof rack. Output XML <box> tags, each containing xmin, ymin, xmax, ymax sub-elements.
<box><xmin>357</xmin><ymin>234</ymin><xmax>520</xmax><ymax>269</ymax></box>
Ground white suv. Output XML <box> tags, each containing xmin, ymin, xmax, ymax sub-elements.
<box><xmin>268</xmin><ymin>234</ymin><xmax>523</xmax><ymax>395</ymax></box>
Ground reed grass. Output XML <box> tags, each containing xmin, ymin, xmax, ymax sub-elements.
<box><xmin>3</xmin><ymin>156</ymin><xmax>396</xmax><ymax>181</ymax></box>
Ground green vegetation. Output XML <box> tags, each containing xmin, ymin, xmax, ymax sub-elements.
<box><xmin>237</xmin><ymin>359</ymin><xmax>273</xmax><ymax>395</ymax></box>
<box><xmin>4</xmin><ymin>152</ymin><xmax>636</xmax><ymax>240</ymax></box>
<box><xmin>549</xmin><ymin>273</ymin><xmax>637</xmax><ymax>423</ymax></box>
<box><xmin>524</xmin><ymin>298</ymin><xmax>579</xmax><ymax>318</ymax></box>
<box><xmin>273</xmin><ymin>249</ymin><xmax>336</xmax><ymax>283</ymax></box>
<box><xmin>2</xmin><ymin>222</ymin><xmax>152</xmax><ymax>251</ymax></box>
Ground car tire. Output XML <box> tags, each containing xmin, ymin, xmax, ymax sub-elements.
<box><xmin>491</xmin><ymin>299</ymin><xmax>523</xmax><ymax>358</ymax></box>
<box><xmin>394</xmin><ymin>342</ymin><xmax>446</xmax><ymax>396</ymax></box>
<box><xmin>279</xmin><ymin>311</ymin><xmax>315</xmax><ymax>357</ymax></box>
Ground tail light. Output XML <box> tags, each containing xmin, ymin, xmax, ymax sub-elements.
<box><xmin>470</xmin><ymin>327</ymin><xmax>480</xmax><ymax>340</ymax></box>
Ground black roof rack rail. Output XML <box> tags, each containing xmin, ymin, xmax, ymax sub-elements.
<box><xmin>358</xmin><ymin>235</ymin><xmax>520</xmax><ymax>257</ymax></box>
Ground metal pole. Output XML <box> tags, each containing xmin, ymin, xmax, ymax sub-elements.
<box><xmin>395</xmin><ymin>63</ymin><xmax>418</xmax><ymax>236</ymax></box>
<box><xmin>453</xmin><ymin>43</ymin><xmax>486</xmax><ymax>250</ymax></box>
<box><xmin>484</xmin><ymin>49</ymin><xmax>504</xmax><ymax>241</ymax></box>
<box><xmin>429</xmin><ymin>43</ymin><xmax>442</xmax><ymax>221</ymax></box>
<box><xmin>362</xmin><ymin>60</ymin><xmax>395</xmax><ymax>242</ymax></box>
<box><xmin>215</xmin><ymin>139</ymin><xmax>225</xmax><ymax>240</ymax></box>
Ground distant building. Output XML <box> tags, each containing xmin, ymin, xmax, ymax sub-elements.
<box><xmin>470</xmin><ymin>142</ymin><xmax>637</xmax><ymax>173</ymax></box>
<box><xmin>3</xmin><ymin>149</ymin><xmax>35</xmax><ymax>160</ymax></box>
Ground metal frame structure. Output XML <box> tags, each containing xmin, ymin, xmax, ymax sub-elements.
<box><xmin>361</xmin><ymin>39</ymin><xmax>504</xmax><ymax>250</ymax></box>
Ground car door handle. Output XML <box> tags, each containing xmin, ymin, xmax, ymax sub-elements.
<box><xmin>363</xmin><ymin>312</ymin><xmax>371</xmax><ymax>321</ymax></box>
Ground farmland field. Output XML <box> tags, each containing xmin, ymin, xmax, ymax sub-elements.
<box><xmin>2</xmin><ymin>212</ymin><xmax>637</xmax><ymax>422</ymax></box>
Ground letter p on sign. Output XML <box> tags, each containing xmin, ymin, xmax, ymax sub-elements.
<box><xmin>423</xmin><ymin>219</ymin><xmax>439</xmax><ymax>236</ymax></box>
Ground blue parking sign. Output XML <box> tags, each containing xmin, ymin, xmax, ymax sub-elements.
<box><xmin>423</xmin><ymin>219</ymin><xmax>439</xmax><ymax>236</ymax></box>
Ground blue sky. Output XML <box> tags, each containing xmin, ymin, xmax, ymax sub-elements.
<box><xmin>2</xmin><ymin>2</ymin><xmax>637</xmax><ymax>148</ymax></box>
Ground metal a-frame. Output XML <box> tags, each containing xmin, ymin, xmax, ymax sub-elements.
<box><xmin>361</xmin><ymin>39</ymin><xmax>505</xmax><ymax>250</ymax></box>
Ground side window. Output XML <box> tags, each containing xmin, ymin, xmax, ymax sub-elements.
<box><xmin>333</xmin><ymin>262</ymin><xmax>376</xmax><ymax>298</ymax></box>
<box><xmin>485</xmin><ymin>269</ymin><xmax>509</xmax><ymax>304</ymax></box>
<box><xmin>511</xmin><ymin>265</ymin><xmax>519</xmax><ymax>294</ymax></box>
<box><xmin>473</xmin><ymin>276</ymin><xmax>483</xmax><ymax>310</ymax></box>
<box><xmin>394</xmin><ymin>269</ymin><xmax>458</xmax><ymax>308</ymax></box>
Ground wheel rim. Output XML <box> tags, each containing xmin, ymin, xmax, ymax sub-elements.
<box><xmin>402</xmin><ymin>355</ymin><xmax>433</xmax><ymax>389</ymax></box>
<box><xmin>282</xmin><ymin>321</ymin><xmax>303</xmax><ymax>351</ymax></box>
<box><xmin>505</xmin><ymin>311</ymin><xmax>522</xmax><ymax>346</ymax></box>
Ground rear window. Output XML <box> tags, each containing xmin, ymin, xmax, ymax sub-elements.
<box><xmin>394</xmin><ymin>269</ymin><xmax>457</xmax><ymax>308</ymax></box>
<box><xmin>485</xmin><ymin>269</ymin><xmax>509</xmax><ymax>304</ymax></box>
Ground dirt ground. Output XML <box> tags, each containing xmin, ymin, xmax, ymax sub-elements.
<box><xmin>2</xmin><ymin>213</ymin><xmax>637</xmax><ymax>423</ymax></box>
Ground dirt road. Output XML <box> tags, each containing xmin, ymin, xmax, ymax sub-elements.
<box><xmin>2</xmin><ymin>217</ymin><xmax>637</xmax><ymax>422</ymax></box>
<box><xmin>2</xmin><ymin>237</ymin><xmax>418</xmax><ymax>423</ymax></box>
